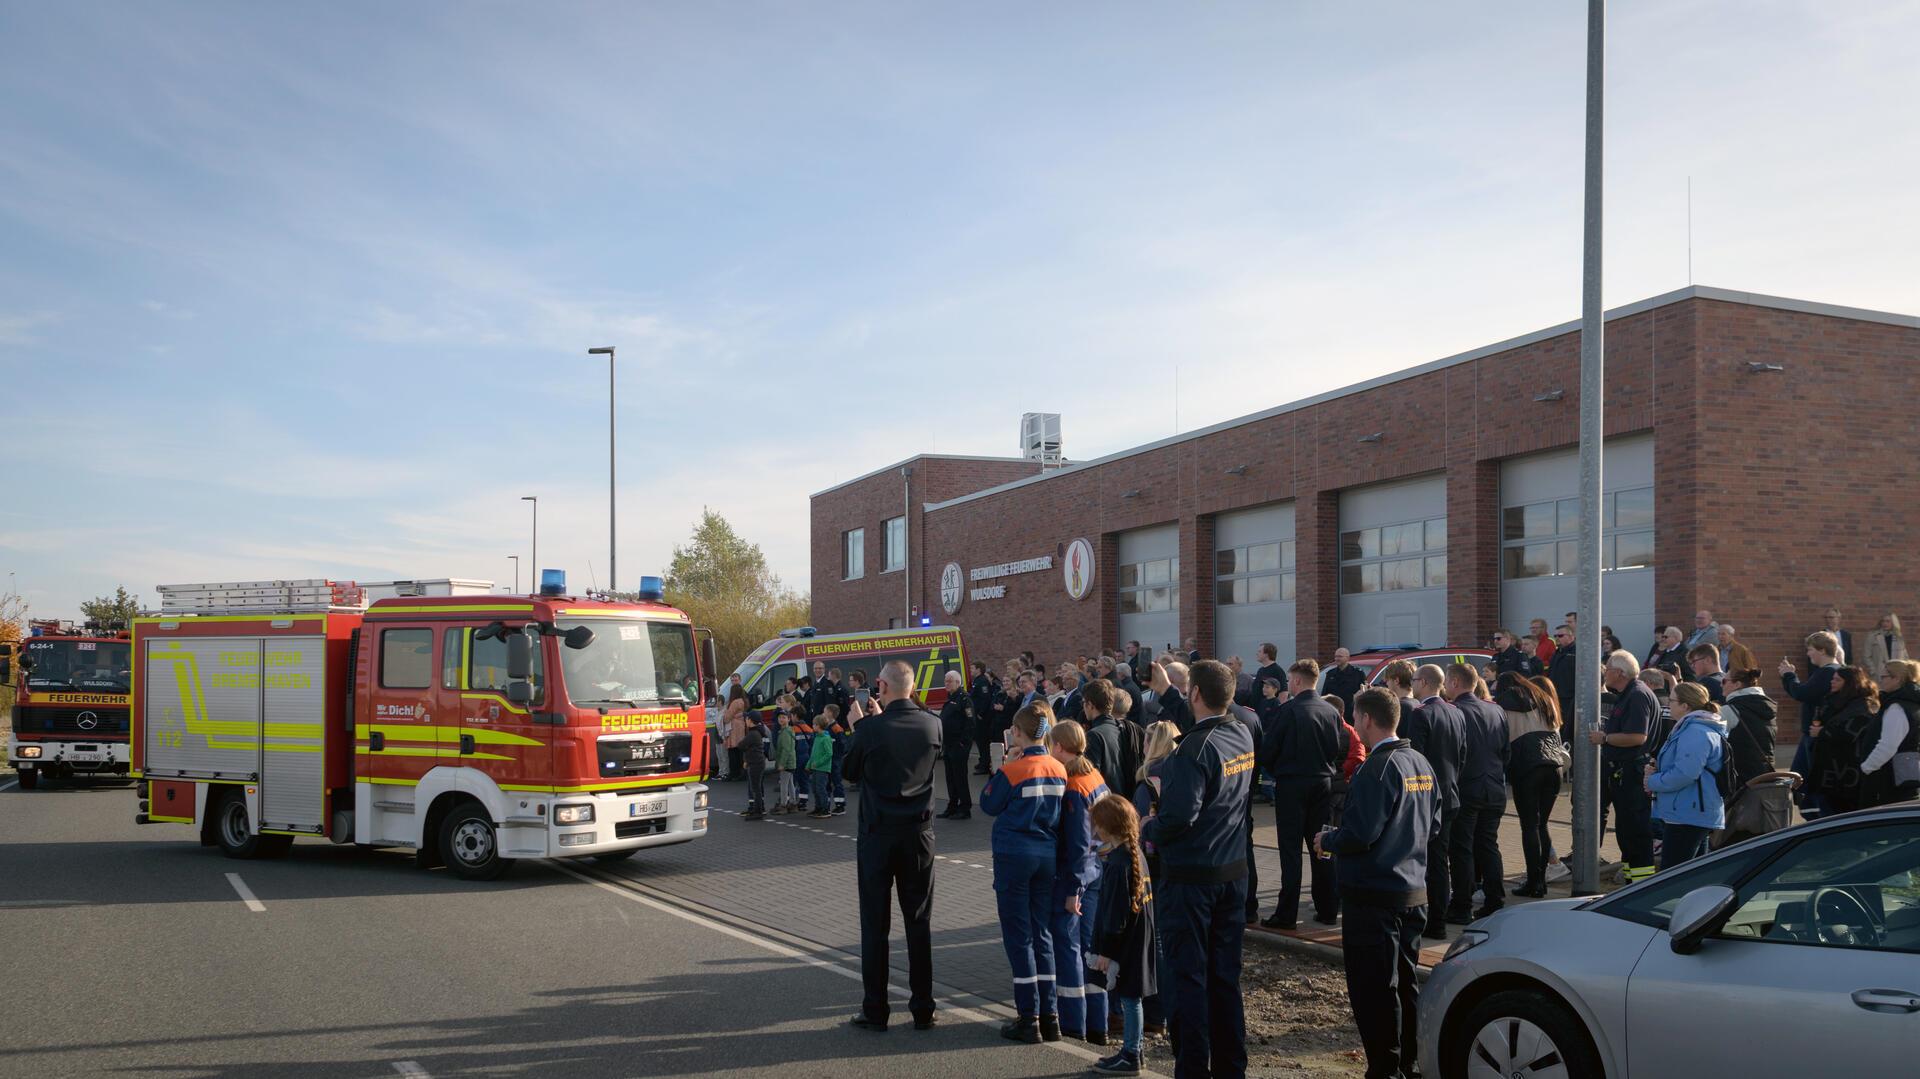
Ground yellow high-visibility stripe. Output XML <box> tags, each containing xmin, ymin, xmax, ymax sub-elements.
<box><xmin>554</xmin><ymin>608</ymin><xmax>688</xmax><ymax>621</ymax></box>
<box><xmin>355</xmin><ymin>776</ymin><xmax>420</xmax><ymax>786</ymax></box>
<box><xmin>371</xmin><ymin>604</ymin><xmax>536</xmax><ymax>615</ymax></box>
<box><xmin>133</xmin><ymin>615</ymin><xmax>329</xmax><ymax>625</ymax></box>
<box><xmin>353</xmin><ymin>723</ymin><xmax>541</xmax><ymax>747</ymax></box>
<box><xmin>354</xmin><ymin>745</ymin><xmax>511</xmax><ymax>761</ymax></box>
<box><xmin>459</xmin><ymin>692</ymin><xmax>529</xmax><ymax>716</ymax></box>
<box><xmin>499</xmin><ymin>775</ymin><xmax>689</xmax><ymax>793</ymax></box>
<box><xmin>148</xmin><ymin>814</ymin><xmax>193</xmax><ymax>824</ymax></box>
<box><xmin>263</xmin><ymin>744</ymin><xmax>323</xmax><ymax>753</ymax></box>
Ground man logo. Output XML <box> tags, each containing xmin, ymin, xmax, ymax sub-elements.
<box><xmin>77</xmin><ymin>711</ymin><xmax>99</xmax><ymax>730</ymax></box>
<box><xmin>1063</xmin><ymin>538</ymin><xmax>1095</xmax><ymax>601</ymax></box>
<box><xmin>939</xmin><ymin>562</ymin><xmax>964</xmax><ymax>615</ymax></box>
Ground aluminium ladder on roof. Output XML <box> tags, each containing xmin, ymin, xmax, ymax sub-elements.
<box><xmin>154</xmin><ymin>579</ymin><xmax>368</xmax><ymax>616</ymax></box>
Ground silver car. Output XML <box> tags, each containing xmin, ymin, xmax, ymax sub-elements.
<box><xmin>1419</xmin><ymin>803</ymin><xmax>1920</xmax><ymax>1078</ymax></box>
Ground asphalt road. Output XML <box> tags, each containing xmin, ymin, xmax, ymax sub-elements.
<box><xmin>0</xmin><ymin>777</ymin><xmax>1152</xmax><ymax>1079</ymax></box>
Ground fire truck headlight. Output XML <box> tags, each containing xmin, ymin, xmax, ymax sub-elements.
<box><xmin>554</xmin><ymin>803</ymin><xmax>594</xmax><ymax>825</ymax></box>
<box><xmin>694</xmin><ymin>789</ymin><xmax>709</xmax><ymax>811</ymax></box>
<box><xmin>17</xmin><ymin>746</ymin><xmax>41</xmax><ymax>759</ymax></box>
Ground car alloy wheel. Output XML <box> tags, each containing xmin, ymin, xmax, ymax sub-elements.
<box><xmin>1466</xmin><ymin>1016</ymin><xmax>1568</xmax><ymax>1079</ymax></box>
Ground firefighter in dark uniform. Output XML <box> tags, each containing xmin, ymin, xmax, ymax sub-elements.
<box><xmin>1316</xmin><ymin>687</ymin><xmax>1437</xmax><ymax>1079</ymax></box>
<box><xmin>805</xmin><ymin>660</ymin><xmax>848</xmax><ymax>723</ymax></box>
<box><xmin>1143</xmin><ymin>659</ymin><xmax>1255</xmax><ymax>1079</ymax></box>
<box><xmin>843</xmin><ymin>659</ymin><xmax>943</xmax><ymax>1031</ymax></box>
<box><xmin>936</xmin><ymin>670</ymin><xmax>975</xmax><ymax>819</ymax></box>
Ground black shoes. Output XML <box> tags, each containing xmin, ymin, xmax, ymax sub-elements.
<box><xmin>849</xmin><ymin>1014</ymin><xmax>888</xmax><ymax>1032</ymax></box>
<box><xmin>1312</xmin><ymin>913</ymin><xmax>1340</xmax><ymax>926</ymax></box>
<box><xmin>1039</xmin><ymin>1014</ymin><xmax>1062</xmax><ymax>1042</ymax></box>
<box><xmin>1093</xmin><ymin>1051</ymin><xmax>1142</xmax><ymax>1074</ymax></box>
<box><xmin>1474</xmin><ymin>903</ymin><xmax>1505</xmax><ymax>919</ymax></box>
<box><xmin>1421</xmin><ymin>926</ymin><xmax>1449</xmax><ymax>940</ymax></box>
<box><xmin>936</xmin><ymin>807</ymin><xmax>957</xmax><ymax>819</ymax></box>
<box><xmin>1261</xmin><ymin>914</ymin><xmax>1296</xmax><ymax>930</ymax></box>
<box><xmin>951</xmin><ymin>809</ymin><xmax>971</xmax><ymax>820</ymax></box>
<box><xmin>1443</xmin><ymin>908</ymin><xmax>1476</xmax><ymax>926</ymax></box>
<box><xmin>913</xmin><ymin>1013</ymin><xmax>937</xmax><ymax>1030</ymax></box>
<box><xmin>1084</xmin><ymin>1026</ymin><xmax>1109</xmax><ymax>1047</ymax></box>
<box><xmin>1513</xmin><ymin>882</ymin><xmax>1547</xmax><ymax>898</ymax></box>
<box><xmin>1001</xmin><ymin>1016</ymin><xmax>1041</xmax><ymax>1044</ymax></box>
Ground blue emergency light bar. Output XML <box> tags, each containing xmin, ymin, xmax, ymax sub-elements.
<box><xmin>919</xmin><ymin>615</ymin><xmax>933</xmax><ymax>627</ymax></box>
<box><xmin>637</xmin><ymin>575</ymin><xmax>665</xmax><ymax>602</ymax></box>
<box><xmin>539</xmin><ymin>569</ymin><xmax>567</xmax><ymax>596</ymax></box>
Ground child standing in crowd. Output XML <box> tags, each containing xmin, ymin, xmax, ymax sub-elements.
<box><xmin>828</xmin><ymin>706</ymin><xmax>850</xmax><ymax>815</ymax></box>
<box><xmin>792</xmin><ymin>710</ymin><xmax>815</xmax><ymax>811</ymax></box>
<box><xmin>741</xmin><ymin>713</ymin><xmax>768</xmax><ymax>820</ymax></box>
<box><xmin>1046</xmin><ymin>719</ymin><xmax>1111</xmax><ymax>1044</ymax></box>
<box><xmin>807</xmin><ymin>704</ymin><xmax>838</xmax><ymax>818</ymax></box>
<box><xmin>773</xmin><ymin>710</ymin><xmax>798</xmax><ymax>814</ymax></box>
<box><xmin>1129</xmin><ymin>719</ymin><xmax>1180</xmax><ymax>1037</ymax></box>
<box><xmin>982</xmin><ymin>704</ymin><xmax>1067</xmax><ymax>1045</ymax></box>
<box><xmin>1087</xmin><ymin>794</ymin><xmax>1156</xmax><ymax>1076</ymax></box>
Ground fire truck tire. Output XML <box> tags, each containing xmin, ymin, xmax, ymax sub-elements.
<box><xmin>214</xmin><ymin>791</ymin><xmax>269</xmax><ymax>859</ymax></box>
<box><xmin>440</xmin><ymin>802</ymin><xmax>514</xmax><ymax>881</ymax></box>
<box><xmin>15</xmin><ymin>769</ymin><xmax>38</xmax><ymax>791</ymax></box>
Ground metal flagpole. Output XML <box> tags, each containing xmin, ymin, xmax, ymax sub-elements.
<box><xmin>1571</xmin><ymin>0</ymin><xmax>1605</xmax><ymax>897</ymax></box>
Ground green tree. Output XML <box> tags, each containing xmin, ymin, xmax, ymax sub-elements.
<box><xmin>663</xmin><ymin>509</ymin><xmax>810</xmax><ymax>677</ymax></box>
<box><xmin>80</xmin><ymin>586</ymin><xmax>141</xmax><ymax>627</ymax></box>
<box><xmin>1</xmin><ymin>585</ymin><xmax>24</xmax><ymax>732</ymax></box>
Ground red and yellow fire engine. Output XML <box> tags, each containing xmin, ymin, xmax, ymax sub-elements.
<box><xmin>5</xmin><ymin>619</ymin><xmax>134</xmax><ymax>789</ymax></box>
<box><xmin>131</xmin><ymin>574</ymin><xmax>717</xmax><ymax>879</ymax></box>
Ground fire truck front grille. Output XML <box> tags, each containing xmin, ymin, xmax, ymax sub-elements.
<box><xmin>596</xmin><ymin>733</ymin><xmax>693</xmax><ymax>778</ymax></box>
<box><xmin>615</xmin><ymin>819</ymin><xmax>668</xmax><ymax>840</ymax></box>
<box><xmin>17</xmin><ymin>706</ymin><xmax>129</xmax><ymax>737</ymax></box>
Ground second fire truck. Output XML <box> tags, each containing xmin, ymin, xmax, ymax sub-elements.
<box><xmin>5</xmin><ymin>619</ymin><xmax>134</xmax><ymax>789</ymax></box>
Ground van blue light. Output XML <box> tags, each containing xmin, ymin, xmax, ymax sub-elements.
<box><xmin>637</xmin><ymin>575</ymin><xmax>665</xmax><ymax>602</ymax></box>
<box><xmin>540</xmin><ymin>569</ymin><xmax>567</xmax><ymax>597</ymax></box>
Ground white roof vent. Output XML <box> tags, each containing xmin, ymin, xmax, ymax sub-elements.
<box><xmin>1020</xmin><ymin>412</ymin><xmax>1063</xmax><ymax>468</ymax></box>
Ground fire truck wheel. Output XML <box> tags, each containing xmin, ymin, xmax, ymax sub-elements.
<box><xmin>14</xmin><ymin>769</ymin><xmax>37</xmax><ymax>791</ymax></box>
<box><xmin>215</xmin><ymin>791</ymin><xmax>268</xmax><ymax>859</ymax></box>
<box><xmin>591</xmin><ymin>849</ymin><xmax>638</xmax><ymax>863</ymax></box>
<box><xmin>440</xmin><ymin>802</ymin><xmax>514</xmax><ymax>881</ymax></box>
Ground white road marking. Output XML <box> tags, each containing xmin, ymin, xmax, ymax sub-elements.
<box><xmin>552</xmin><ymin>862</ymin><xmax>1155</xmax><ymax>1073</ymax></box>
<box><xmin>392</xmin><ymin>1063</ymin><xmax>430</xmax><ymax>1077</ymax></box>
<box><xmin>224</xmin><ymin>873</ymin><xmax>265</xmax><ymax>912</ymax></box>
<box><xmin>0</xmin><ymin>779</ymin><xmax>17</xmax><ymax>793</ymax></box>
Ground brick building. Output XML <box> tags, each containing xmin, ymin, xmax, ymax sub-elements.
<box><xmin>810</xmin><ymin>286</ymin><xmax>1920</xmax><ymax>732</ymax></box>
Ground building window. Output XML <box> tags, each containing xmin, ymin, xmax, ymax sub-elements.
<box><xmin>1339</xmin><ymin>516</ymin><xmax>1447</xmax><ymax>595</ymax></box>
<box><xmin>1216</xmin><ymin>540</ymin><xmax>1296</xmax><ymax>606</ymax></box>
<box><xmin>843</xmin><ymin>528</ymin><xmax>865</xmax><ymax>580</ymax></box>
<box><xmin>883</xmin><ymin>516</ymin><xmax>906</xmax><ymax>573</ymax></box>
<box><xmin>1499</xmin><ymin>487</ymin><xmax>1655</xmax><ymax>579</ymax></box>
<box><xmin>1118</xmin><ymin>557</ymin><xmax>1180</xmax><ymax>614</ymax></box>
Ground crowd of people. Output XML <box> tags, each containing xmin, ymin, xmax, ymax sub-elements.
<box><xmin>701</xmin><ymin>608</ymin><xmax>1916</xmax><ymax>1079</ymax></box>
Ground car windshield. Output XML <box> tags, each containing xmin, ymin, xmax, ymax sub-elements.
<box><xmin>21</xmin><ymin>640</ymin><xmax>131</xmax><ymax>692</ymax></box>
<box><xmin>559</xmin><ymin>619</ymin><xmax>700</xmax><ymax>707</ymax></box>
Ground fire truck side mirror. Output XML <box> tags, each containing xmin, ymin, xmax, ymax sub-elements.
<box><xmin>506</xmin><ymin>631</ymin><xmax>534</xmax><ymax>681</ymax></box>
<box><xmin>0</xmin><ymin>657</ymin><xmax>9</xmax><ymax>683</ymax></box>
<box><xmin>506</xmin><ymin>680</ymin><xmax>534</xmax><ymax>705</ymax></box>
<box><xmin>701</xmin><ymin>638</ymin><xmax>719</xmax><ymax>688</ymax></box>
<box><xmin>563</xmin><ymin>625</ymin><xmax>596</xmax><ymax>650</ymax></box>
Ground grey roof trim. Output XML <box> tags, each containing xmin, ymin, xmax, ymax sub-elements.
<box><xmin>920</xmin><ymin>285</ymin><xmax>1918</xmax><ymax>513</ymax></box>
<box><xmin>810</xmin><ymin>453</ymin><xmax>1036</xmax><ymax>500</ymax></box>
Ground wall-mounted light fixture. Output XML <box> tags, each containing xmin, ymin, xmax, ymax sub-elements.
<box><xmin>1356</xmin><ymin>432</ymin><xmax>1383</xmax><ymax>443</ymax></box>
<box><xmin>1224</xmin><ymin>464</ymin><xmax>1248</xmax><ymax>476</ymax></box>
<box><xmin>1746</xmin><ymin>362</ymin><xmax>1785</xmax><ymax>373</ymax></box>
<box><xmin>1534</xmin><ymin>389</ymin><xmax>1567</xmax><ymax>402</ymax></box>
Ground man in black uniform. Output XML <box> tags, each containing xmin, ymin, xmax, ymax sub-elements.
<box><xmin>843</xmin><ymin>659</ymin><xmax>943</xmax><ymax>1031</ymax></box>
<box><xmin>1445</xmin><ymin>663</ymin><xmax>1509</xmax><ymax>922</ymax></box>
<box><xmin>1317</xmin><ymin>687</ymin><xmax>1436</xmax><ymax>1079</ymax></box>
<box><xmin>1592</xmin><ymin>650</ymin><xmax>1656</xmax><ymax>884</ymax></box>
<box><xmin>1145</xmin><ymin>659</ymin><xmax>1254</xmax><ymax>1079</ymax></box>
<box><xmin>968</xmin><ymin>661</ymin><xmax>999</xmax><ymax>775</ymax></box>
<box><xmin>1259</xmin><ymin>658</ymin><xmax>1344</xmax><ymax>930</ymax></box>
<box><xmin>805</xmin><ymin>660</ymin><xmax>848</xmax><ymax>723</ymax></box>
<box><xmin>936</xmin><ymin>670</ymin><xmax>974</xmax><ymax>820</ymax></box>
<box><xmin>1322</xmin><ymin>648</ymin><xmax>1366</xmax><ymax>717</ymax></box>
<box><xmin>1547</xmin><ymin>623</ymin><xmax>1578</xmax><ymax>739</ymax></box>
<box><xmin>1406</xmin><ymin>664</ymin><xmax>1466</xmax><ymax>939</ymax></box>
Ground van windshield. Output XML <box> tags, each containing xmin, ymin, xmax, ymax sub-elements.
<box><xmin>559</xmin><ymin>620</ymin><xmax>700</xmax><ymax>708</ymax></box>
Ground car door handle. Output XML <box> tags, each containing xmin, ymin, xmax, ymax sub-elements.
<box><xmin>460</xmin><ymin>733</ymin><xmax>476</xmax><ymax>755</ymax></box>
<box><xmin>1852</xmin><ymin>989</ymin><xmax>1920</xmax><ymax>1013</ymax></box>
<box><xmin>369</xmin><ymin>732</ymin><xmax>385</xmax><ymax>751</ymax></box>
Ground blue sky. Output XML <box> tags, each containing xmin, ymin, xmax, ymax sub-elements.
<box><xmin>2</xmin><ymin>1</ymin><xmax>1915</xmax><ymax>617</ymax></box>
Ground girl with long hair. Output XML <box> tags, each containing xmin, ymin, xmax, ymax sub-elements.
<box><xmin>1810</xmin><ymin>666</ymin><xmax>1880</xmax><ymax>813</ymax></box>
<box><xmin>1086</xmin><ymin>794</ymin><xmax>1156</xmax><ymax>1075</ymax></box>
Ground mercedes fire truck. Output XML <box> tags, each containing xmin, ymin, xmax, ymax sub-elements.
<box><xmin>130</xmin><ymin>575</ymin><xmax>717</xmax><ymax>879</ymax></box>
<box><xmin>5</xmin><ymin>619</ymin><xmax>133</xmax><ymax>789</ymax></box>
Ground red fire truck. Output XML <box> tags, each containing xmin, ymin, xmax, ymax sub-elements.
<box><xmin>130</xmin><ymin>575</ymin><xmax>717</xmax><ymax>880</ymax></box>
<box><xmin>5</xmin><ymin>619</ymin><xmax>134</xmax><ymax>790</ymax></box>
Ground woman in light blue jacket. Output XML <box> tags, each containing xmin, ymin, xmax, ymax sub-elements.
<box><xmin>1645</xmin><ymin>680</ymin><xmax>1728</xmax><ymax>870</ymax></box>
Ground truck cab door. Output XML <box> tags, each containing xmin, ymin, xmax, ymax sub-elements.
<box><xmin>362</xmin><ymin>624</ymin><xmax>444</xmax><ymax>788</ymax></box>
<box><xmin>448</xmin><ymin>625</ymin><xmax>548</xmax><ymax>790</ymax></box>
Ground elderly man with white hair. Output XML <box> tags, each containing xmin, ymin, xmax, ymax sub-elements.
<box><xmin>1589</xmin><ymin>650</ymin><xmax>1658</xmax><ymax>884</ymax></box>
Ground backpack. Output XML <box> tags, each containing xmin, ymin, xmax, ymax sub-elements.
<box><xmin>1706</xmin><ymin>725</ymin><xmax>1737</xmax><ymax>804</ymax></box>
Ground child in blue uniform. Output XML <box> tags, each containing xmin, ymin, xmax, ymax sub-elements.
<box><xmin>981</xmin><ymin>703</ymin><xmax>1066</xmax><ymax>1044</ymax></box>
<box><xmin>1046</xmin><ymin>719</ymin><xmax>1110</xmax><ymax>1043</ymax></box>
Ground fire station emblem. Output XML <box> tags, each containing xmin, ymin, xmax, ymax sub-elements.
<box><xmin>1063</xmin><ymin>538</ymin><xmax>1094</xmax><ymax>601</ymax></box>
<box><xmin>939</xmin><ymin>562</ymin><xmax>964</xmax><ymax>615</ymax></box>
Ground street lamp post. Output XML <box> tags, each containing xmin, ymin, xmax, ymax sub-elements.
<box><xmin>587</xmin><ymin>346</ymin><xmax>616</xmax><ymax>593</ymax></box>
<box><xmin>508</xmin><ymin>555</ymin><xmax>520</xmax><ymax>595</ymax></box>
<box><xmin>521</xmin><ymin>496</ymin><xmax>538</xmax><ymax>590</ymax></box>
<box><xmin>1571</xmin><ymin>0</ymin><xmax>1606</xmax><ymax>897</ymax></box>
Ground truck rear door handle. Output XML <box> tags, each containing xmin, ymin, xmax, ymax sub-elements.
<box><xmin>369</xmin><ymin>732</ymin><xmax>385</xmax><ymax>751</ymax></box>
<box><xmin>460</xmin><ymin>733</ymin><xmax>476</xmax><ymax>755</ymax></box>
<box><xmin>1852</xmin><ymin>989</ymin><xmax>1920</xmax><ymax>1013</ymax></box>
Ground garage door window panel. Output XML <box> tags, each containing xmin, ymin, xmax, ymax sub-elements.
<box><xmin>1501</xmin><ymin>485</ymin><xmax>1654</xmax><ymax>580</ymax></box>
<box><xmin>1340</xmin><ymin>516</ymin><xmax>1443</xmax><ymax>597</ymax></box>
<box><xmin>1120</xmin><ymin>558</ymin><xmax>1180</xmax><ymax>613</ymax></box>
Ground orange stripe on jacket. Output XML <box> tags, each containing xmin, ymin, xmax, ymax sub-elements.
<box><xmin>1000</xmin><ymin>752</ymin><xmax>1068</xmax><ymax>785</ymax></box>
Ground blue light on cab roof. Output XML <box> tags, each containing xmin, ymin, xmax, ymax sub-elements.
<box><xmin>637</xmin><ymin>575</ymin><xmax>665</xmax><ymax>602</ymax></box>
<box><xmin>539</xmin><ymin>569</ymin><xmax>567</xmax><ymax>596</ymax></box>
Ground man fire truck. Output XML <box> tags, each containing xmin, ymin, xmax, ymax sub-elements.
<box><xmin>5</xmin><ymin>619</ymin><xmax>134</xmax><ymax>790</ymax></box>
<box><xmin>130</xmin><ymin>573</ymin><xmax>716</xmax><ymax>880</ymax></box>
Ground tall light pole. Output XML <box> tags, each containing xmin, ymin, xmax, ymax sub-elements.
<box><xmin>508</xmin><ymin>555</ymin><xmax>520</xmax><ymax>595</ymax></box>
<box><xmin>587</xmin><ymin>346</ymin><xmax>617</xmax><ymax>593</ymax></box>
<box><xmin>521</xmin><ymin>496</ymin><xmax>539</xmax><ymax>590</ymax></box>
<box><xmin>1570</xmin><ymin>0</ymin><xmax>1606</xmax><ymax>897</ymax></box>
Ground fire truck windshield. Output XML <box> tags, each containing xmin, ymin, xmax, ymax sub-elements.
<box><xmin>559</xmin><ymin>620</ymin><xmax>699</xmax><ymax>708</ymax></box>
<box><xmin>21</xmin><ymin>639</ymin><xmax>132</xmax><ymax>692</ymax></box>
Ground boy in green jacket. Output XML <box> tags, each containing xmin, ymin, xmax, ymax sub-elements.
<box><xmin>807</xmin><ymin>703</ymin><xmax>839</xmax><ymax>817</ymax></box>
<box><xmin>774</xmin><ymin>711</ymin><xmax>799</xmax><ymax>813</ymax></box>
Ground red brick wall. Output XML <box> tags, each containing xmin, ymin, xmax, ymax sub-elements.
<box><xmin>811</xmin><ymin>297</ymin><xmax>1920</xmax><ymax>738</ymax></box>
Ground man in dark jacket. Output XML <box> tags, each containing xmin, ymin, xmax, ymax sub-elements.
<box><xmin>843</xmin><ymin>660</ymin><xmax>943</xmax><ymax>1031</ymax></box>
<box><xmin>1322</xmin><ymin>648</ymin><xmax>1366</xmax><ymax>716</ymax></box>
<box><xmin>969</xmin><ymin>662</ymin><xmax>999</xmax><ymax>775</ymax></box>
<box><xmin>1546</xmin><ymin>624</ymin><xmax>1578</xmax><ymax>738</ymax></box>
<box><xmin>936</xmin><ymin>671</ymin><xmax>975</xmax><ymax>820</ymax></box>
<box><xmin>1490</xmin><ymin>630</ymin><xmax>1539</xmax><ymax>677</ymax></box>
<box><xmin>1260</xmin><ymin>658</ymin><xmax>1345</xmax><ymax>929</ymax></box>
<box><xmin>1819</xmin><ymin>607</ymin><xmax>1854</xmax><ymax>666</ymax></box>
<box><xmin>1254</xmin><ymin>642</ymin><xmax>1286</xmax><ymax>688</ymax></box>
<box><xmin>1318</xmin><ymin>687</ymin><xmax>1436</xmax><ymax>1079</ymax></box>
<box><xmin>1153</xmin><ymin>663</ymin><xmax>1195</xmax><ymax>735</ymax></box>
<box><xmin>1444</xmin><ymin>663</ymin><xmax>1508</xmax><ymax>922</ymax></box>
<box><xmin>1143</xmin><ymin>660</ymin><xmax>1254</xmax><ymax>1079</ymax></box>
<box><xmin>1407</xmin><ymin>664</ymin><xmax>1467</xmax><ymax>939</ymax></box>
<box><xmin>1781</xmin><ymin>630</ymin><xmax>1843</xmax><ymax>818</ymax></box>
<box><xmin>1721</xmin><ymin>666</ymin><xmax>1779</xmax><ymax>787</ymax></box>
<box><xmin>1078</xmin><ymin>680</ymin><xmax>1126</xmax><ymax>796</ymax></box>
<box><xmin>1593</xmin><ymin>651</ymin><xmax>1658</xmax><ymax>884</ymax></box>
<box><xmin>806</xmin><ymin>660</ymin><xmax>848</xmax><ymax>723</ymax></box>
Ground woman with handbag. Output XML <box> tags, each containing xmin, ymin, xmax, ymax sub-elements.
<box><xmin>1864</xmin><ymin>659</ymin><xmax>1920</xmax><ymax>807</ymax></box>
<box><xmin>1808</xmin><ymin>667</ymin><xmax>1880</xmax><ymax>815</ymax></box>
<box><xmin>1496</xmin><ymin>672</ymin><xmax>1566</xmax><ymax>898</ymax></box>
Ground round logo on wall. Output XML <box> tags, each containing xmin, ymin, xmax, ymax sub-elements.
<box><xmin>1063</xmin><ymin>538</ymin><xmax>1095</xmax><ymax>601</ymax></box>
<box><xmin>939</xmin><ymin>562</ymin><xmax>965</xmax><ymax>615</ymax></box>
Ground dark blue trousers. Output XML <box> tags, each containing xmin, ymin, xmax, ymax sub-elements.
<box><xmin>994</xmin><ymin>851</ymin><xmax>1057</xmax><ymax>1018</ymax></box>
<box><xmin>1158</xmin><ymin>877</ymin><xmax>1248</xmax><ymax>1079</ymax></box>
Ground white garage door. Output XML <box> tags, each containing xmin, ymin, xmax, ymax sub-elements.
<box><xmin>1499</xmin><ymin>434</ymin><xmax>1656</xmax><ymax>659</ymax></box>
<box><xmin>1214</xmin><ymin>502</ymin><xmax>1296</xmax><ymax>667</ymax></box>
<box><xmin>1117</xmin><ymin>525</ymin><xmax>1180</xmax><ymax>656</ymax></box>
<box><xmin>1339</xmin><ymin>475</ymin><xmax>1449</xmax><ymax>651</ymax></box>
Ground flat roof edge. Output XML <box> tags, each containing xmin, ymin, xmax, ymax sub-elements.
<box><xmin>809</xmin><ymin>454</ymin><xmax>1039</xmax><ymax>500</ymax></box>
<box><xmin>920</xmin><ymin>286</ymin><xmax>1917</xmax><ymax>513</ymax></box>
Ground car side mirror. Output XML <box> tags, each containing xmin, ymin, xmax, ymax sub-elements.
<box><xmin>507</xmin><ymin>631</ymin><xmax>534</xmax><ymax>680</ymax></box>
<box><xmin>748</xmin><ymin>689</ymin><xmax>766</xmax><ymax>710</ymax></box>
<box><xmin>507</xmin><ymin>681</ymin><xmax>534</xmax><ymax>705</ymax></box>
<box><xmin>1669</xmin><ymin>884</ymin><xmax>1738</xmax><ymax>954</ymax></box>
<box><xmin>563</xmin><ymin>625</ymin><xmax>595</xmax><ymax>650</ymax></box>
